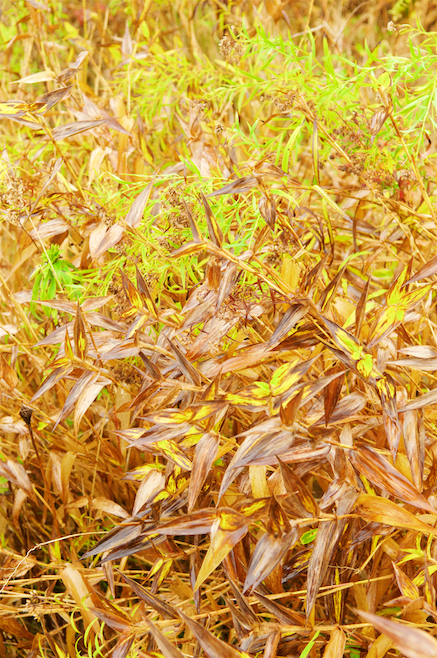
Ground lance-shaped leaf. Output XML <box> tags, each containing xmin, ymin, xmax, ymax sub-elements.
<box><xmin>350</xmin><ymin>445</ymin><xmax>435</xmax><ymax>513</ymax></box>
<box><xmin>143</xmin><ymin>508</ymin><xmax>218</xmax><ymax>537</ymax></box>
<box><xmin>51</xmin><ymin>119</ymin><xmax>106</xmax><ymax>141</ymax></box>
<box><xmin>0</xmin><ymin>355</ymin><xmax>18</xmax><ymax>389</ymax></box>
<box><xmin>254</xmin><ymin>591</ymin><xmax>306</xmax><ymax>625</ymax></box>
<box><xmin>89</xmin><ymin>606</ymin><xmax>131</xmax><ymax>631</ymax></box>
<box><xmin>323</xmin><ymin>628</ymin><xmax>346</xmax><ymax>658</ymax></box>
<box><xmin>369</xmin><ymin>105</ymin><xmax>390</xmax><ymax>142</ymax></box>
<box><xmin>170</xmin><ymin>240</ymin><xmax>207</xmax><ymax>259</ymax></box>
<box><xmin>182</xmin><ymin>199</ymin><xmax>201</xmax><ymax>242</ymax></box>
<box><xmin>0</xmin><ymin>459</ymin><xmax>35</xmax><ymax>500</ymax></box>
<box><xmin>402</xmin><ymin>409</ymin><xmax>424</xmax><ymax>492</ymax></box>
<box><xmin>312</xmin><ymin>391</ymin><xmax>366</xmax><ymax>426</ymax></box>
<box><xmin>112</xmin><ymin>628</ymin><xmax>136</xmax><ymax>658</ymax></box>
<box><xmin>355</xmin><ymin>493</ymin><xmax>437</xmax><ymax>536</ymax></box>
<box><xmin>305</xmin><ymin>519</ymin><xmax>339</xmax><ymax>619</ymax></box>
<box><xmin>405</xmin><ymin>253</ymin><xmax>437</xmax><ymax>285</ymax></box>
<box><xmin>355</xmin><ymin>277</ymin><xmax>371</xmax><ymax>338</ymax></box>
<box><xmin>74</xmin><ymin>376</ymin><xmax>110</xmax><ymax>435</ymax></box>
<box><xmin>195</xmin><ymin>508</ymin><xmax>250</xmax><ymax>589</ymax></box>
<box><xmin>243</xmin><ymin>525</ymin><xmax>298</xmax><ymax>593</ymax></box>
<box><xmin>224</xmin><ymin>382</ymin><xmax>270</xmax><ymax>411</ymax></box>
<box><xmin>258</xmin><ymin>195</ymin><xmax>276</xmax><ymax>230</ymax></box>
<box><xmin>165</xmin><ymin>335</ymin><xmax>201</xmax><ymax>386</ymax></box>
<box><xmin>136</xmin><ymin>265</ymin><xmax>158</xmax><ymax>316</ymax></box>
<box><xmin>354</xmin><ymin>609</ymin><xmax>437</xmax><ymax>658</ymax></box>
<box><xmin>225</xmin><ymin>575</ymin><xmax>259</xmax><ymax>626</ymax></box>
<box><xmin>179</xmin><ymin>610</ymin><xmax>251</xmax><ymax>658</ymax></box>
<box><xmin>392</xmin><ymin>562</ymin><xmax>420</xmax><ymax>601</ymax></box>
<box><xmin>269</xmin><ymin>304</ymin><xmax>308</xmax><ymax>345</ymax></box>
<box><xmin>121</xmin><ymin>271</ymin><xmax>144</xmax><ymax>310</ymax></box>
<box><xmin>207</xmin><ymin>176</ymin><xmax>258</xmax><ymax>198</ymax></box>
<box><xmin>367</xmin><ymin>284</ymin><xmax>431</xmax><ymax>349</ymax></box>
<box><xmin>216</xmin><ymin>262</ymin><xmax>238</xmax><ymax>312</ymax></box>
<box><xmin>375</xmin><ymin>375</ymin><xmax>401</xmax><ymax>460</ymax></box>
<box><xmin>270</xmin><ymin>356</ymin><xmax>317</xmax><ymax>397</ymax></box>
<box><xmin>188</xmin><ymin>433</ymin><xmax>219</xmax><ymax>511</ymax></box>
<box><xmin>92</xmin><ymin>223</ymin><xmax>124</xmax><ymax>260</ymax></box>
<box><xmin>278</xmin><ymin>457</ymin><xmax>319</xmax><ymax>517</ymax></box>
<box><xmin>125</xmin><ymin>178</ymin><xmax>157</xmax><ymax>228</ymax></box>
<box><xmin>30</xmin><ymin>365</ymin><xmax>72</xmax><ymax>402</ymax></box>
<box><xmin>218</xmin><ymin>426</ymin><xmax>295</xmax><ymax>498</ymax></box>
<box><xmin>81</xmin><ymin>519</ymin><xmax>145</xmax><ymax>559</ymax></box>
<box><xmin>29</xmin><ymin>85</ymin><xmax>73</xmax><ymax>114</ymax></box>
<box><xmin>145</xmin><ymin>618</ymin><xmax>184</xmax><ymax>658</ymax></box>
<box><xmin>54</xmin><ymin>370</ymin><xmax>98</xmax><ymax>430</ymax></box>
<box><xmin>317</xmin><ymin>264</ymin><xmax>347</xmax><ymax>312</ymax></box>
<box><xmin>157</xmin><ymin>440</ymin><xmax>192</xmax><ymax>471</ymax></box>
<box><xmin>74</xmin><ymin>302</ymin><xmax>88</xmax><ymax>361</ymax></box>
<box><xmin>322</xmin><ymin>316</ymin><xmax>379</xmax><ymax>380</ymax></box>
<box><xmin>399</xmin><ymin>387</ymin><xmax>437</xmax><ymax>412</ymax></box>
<box><xmin>323</xmin><ymin>366</ymin><xmax>345</xmax><ymax>425</ymax></box>
<box><xmin>201</xmin><ymin>193</ymin><xmax>223</xmax><ymax>247</ymax></box>
<box><xmin>120</xmin><ymin>573</ymin><xmax>179</xmax><ymax>619</ymax></box>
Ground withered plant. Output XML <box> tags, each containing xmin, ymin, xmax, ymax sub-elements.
<box><xmin>1</xmin><ymin>1</ymin><xmax>437</xmax><ymax>657</ymax></box>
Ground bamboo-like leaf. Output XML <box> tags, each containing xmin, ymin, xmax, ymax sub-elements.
<box><xmin>405</xmin><ymin>253</ymin><xmax>437</xmax><ymax>285</ymax></box>
<box><xmin>0</xmin><ymin>354</ymin><xmax>18</xmax><ymax>389</ymax></box>
<box><xmin>164</xmin><ymin>335</ymin><xmax>201</xmax><ymax>386</ymax></box>
<box><xmin>354</xmin><ymin>608</ymin><xmax>437</xmax><ymax>658</ymax></box>
<box><xmin>179</xmin><ymin>610</ymin><xmax>251</xmax><ymax>658</ymax></box>
<box><xmin>120</xmin><ymin>573</ymin><xmax>179</xmax><ymax>619</ymax></box>
<box><xmin>74</xmin><ymin>302</ymin><xmax>88</xmax><ymax>361</ymax></box>
<box><xmin>305</xmin><ymin>520</ymin><xmax>338</xmax><ymax>619</ymax></box>
<box><xmin>269</xmin><ymin>304</ymin><xmax>308</xmax><ymax>345</ymax></box>
<box><xmin>392</xmin><ymin>561</ymin><xmax>420</xmax><ymax>600</ymax></box>
<box><xmin>350</xmin><ymin>445</ymin><xmax>435</xmax><ymax>512</ymax></box>
<box><xmin>402</xmin><ymin>409</ymin><xmax>424</xmax><ymax>492</ymax></box>
<box><xmin>53</xmin><ymin>370</ymin><xmax>97</xmax><ymax>430</ymax></box>
<box><xmin>253</xmin><ymin>591</ymin><xmax>306</xmax><ymax>625</ymax></box>
<box><xmin>145</xmin><ymin>618</ymin><xmax>184</xmax><ymax>658</ymax></box>
<box><xmin>14</xmin><ymin>70</ymin><xmax>56</xmax><ymax>84</ymax></box>
<box><xmin>74</xmin><ymin>376</ymin><xmax>109</xmax><ymax>435</ymax></box>
<box><xmin>29</xmin><ymin>85</ymin><xmax>73</xmax><ymax>114</ymax></box>
<box><xmin>354</xmin><ymin>277</ymin><xmax>371</xmax><ymax>338</ymax></box>
<box><xmin>125</xmin><ymin>179</ymin><xmax>156</xmax><ymax>228</ymax></box>
<box><xmin>112</xmin><ymin>628</ymin><xmax>136</xmax><ymax>658</ymax></box>
<box><xmin>355</xmin><ymin>493</ymin><xmax>437</xmax><ymax>536</ymax></box>
<box><xmin>201</xmin><ymin>193</ymin><xmax>223</xmax><ymax>247</ymax></box>
<box><xmin>195</xmin><ymin>509</ymin><xmax>249</xmax><ymax>589</ymax></box>
<box><xmin>188</xmin><ymin>433</ymin><xmax>219</xmax><ymax>511</ymax></box>
<box><xmin>323</xmin><ymin>628</ymin><xmax>346</xmax><ymax>658</ymax></box>
<box><xmin>170</xmin><ymin>240</ymin><xmax>207</xmax><ymax>258</ymax></box>
<box><xmin>317</xmin><ymin>264</ymin><xmax>346</xmax><ymax>312</ymax></box>
<box><xmin>92</xmin><ymin>223</ymin><xmax>124</xmax><ymax>259</ymax></box>
<box><xmin>258</xmin><ymin>195</ymin><xmax>276</xmax><ymax>230</ymax></box>
<box><xmin>243</xmin><ymin>527</ymin><xmax>298</xmax><ymax>593</ymax></box>
<box><xmin>323</xmin><ymin>366</ymin><xmax>345</xmax><ymax>425</ymax></box>
<box><xmin>51</xmin><ymin>119</ymin><xmax>106</xmax><ymax>141</ymax></box>
<box><xmin>207</xmin><ymin>176</ymin><xmax>258</xmax><ymax>197</ymax></box>
<box><xmin>278</xmin><ymin>457</ymin><xmax>319</xmax><ymax>517</ymax></box>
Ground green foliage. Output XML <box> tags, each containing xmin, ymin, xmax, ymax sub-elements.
<box><xmin>30</xmin><ymin>244</ymin><xmax>83</xmax><ymax>317</ymax></box>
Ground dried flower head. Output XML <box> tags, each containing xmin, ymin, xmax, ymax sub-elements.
<box><xmin>219</xmin><ymin>34</ymin><xmax>245</xmax><ymax>65</ymax></box>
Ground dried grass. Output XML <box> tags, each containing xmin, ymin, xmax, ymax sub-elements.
<box><xmin>1</xmin><ymin>1</ymin><xmax>437</xmax><ymax>657</ymax></box>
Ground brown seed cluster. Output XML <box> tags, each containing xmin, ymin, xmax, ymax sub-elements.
<box><xmin>1</xmin><ymin>175</ymin><xmax>26</xmax><ymax>209</ymax></box>
<box><xmin>188</xmin><ymin>98</ymin><xmax>208</xmax><ymax>117</ymax></box>
<box><xmin>261</xmin><ymin>92</ymin><xmax>295</xmax><ymax>113</ymax></box>
<box><xmin>218</xmin><ymin>34</ymin><xmax>245</xmax><ymax>64</ymax></box>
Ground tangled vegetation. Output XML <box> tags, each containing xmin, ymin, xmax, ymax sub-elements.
<box><xmin>3</xmin><ymin>0</ymin><xmax>437</xmax><ymax>656</ymax></box>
